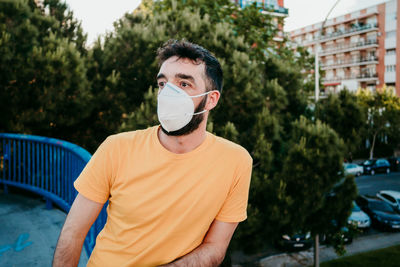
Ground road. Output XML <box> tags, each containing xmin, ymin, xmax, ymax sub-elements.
<box><xmin>233</xmin><ymin>171</ymin><xmax>400</xmax><ymax>265</ymax></box>
<box><xmin>355</xmin><ymin>171</ymin><xmax>400</xmax><ymax>196</ymax></box>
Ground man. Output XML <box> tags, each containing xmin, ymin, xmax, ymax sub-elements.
<box><xmin>53</xmin><ymin>40</ymin><xmax>252</xmax><ymax>267</ymax></box>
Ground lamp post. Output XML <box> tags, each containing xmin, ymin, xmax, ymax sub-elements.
<box><xmin>314</xmin><ymin>3</ymin><xmax>342</xmax><ymax>265</ymax></box>
<box><xmin>314</xmin><ymin>0</ymin><xmax>341</xmax><ymax>102</ymax></box>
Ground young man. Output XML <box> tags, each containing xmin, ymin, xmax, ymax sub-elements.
<box><xmin>53</xmin><ymin>40</ymin><xmax>252</xmax><ymax>267</ymax></box>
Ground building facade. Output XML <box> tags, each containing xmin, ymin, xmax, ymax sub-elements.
<box><xmin>234</xmin><ymin>0</ymin><xmax>288</xmax><ymax>41</ymax></box>
<box><xmin>289</xmin><ymin>0</ymin><xmax>400</xmax><ymax>95</ymax></box>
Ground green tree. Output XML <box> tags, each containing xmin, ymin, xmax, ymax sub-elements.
<box><xmin>109</xmin><ymin>2</ymin><xmax>355</xmax><ymax>262</ymax></box>
<box><xmin>0</xmin><ymin>0</ymin><xmax>92</xmax><ymax>144</ymax></box>
<box><xmin>316</xmin><ymin>89</ymin><xmax>366</xmax><ymax>160</ymax></box>
<box><xmin>357</xmin><ymin>86</ymin><xmax>400</xmax><ymax>159</ymax></box>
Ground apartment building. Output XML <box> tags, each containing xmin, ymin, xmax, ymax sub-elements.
<box><xmin>234</xmin><ymin>0</ymin><xmax>288</xmax><ymax>41</ymax></box>
<box><xmin>289</xmin><ymin>0</ymin><xmax>400</xmax><ymax>95</ymax></box>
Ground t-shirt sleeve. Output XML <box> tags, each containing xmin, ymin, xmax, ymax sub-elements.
<box><xmin>74</xmin><ymin>136</ymin><xmax>116</xmax><ymax>204</ymax></box>
<box><xmin>216</xmin><ymin>152</ymin><xmax>253</xmax><ymax>223</ymax></box>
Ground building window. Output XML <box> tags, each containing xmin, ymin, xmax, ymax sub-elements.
<box><xmin>386</xmin><ymin>65</ymin><xmax>396</xmax><ymax>72</ymax></box>
<box><xmin>386</xmin><ymin>30</ymin><xmax>396</xmax><ymax>38</ymax></box>
<box><xmin>386</xmin><ymin>49</ymin><xmax>396</xmax><ymax>55</ymax></box>
<box><xmin>386</xmin><ymin>12</ymin><xmax>397</xmax><ymax>21</ymax></box>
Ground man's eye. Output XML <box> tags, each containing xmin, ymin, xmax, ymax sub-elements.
<box><xmin>180</xmin><ymin>82</ymin><xmax>190</xmax><ymax>88</ymax></box>
<box><xmin>158</xmin><ymin>81</ymin><xmax>165</xmax><ymax>88</ymax></box>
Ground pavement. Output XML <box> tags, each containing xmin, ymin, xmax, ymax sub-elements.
<box><xmin>0</xmin><ymin>188</ymin><xmax>88</xmax><ymax>267</ymax></box>
<box><xmin>258</xmin><ymin>231</ymin><xmax>400</xmax><ymax>267</ymax></box>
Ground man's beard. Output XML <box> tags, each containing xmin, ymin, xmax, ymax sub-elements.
<box><xmin>161</xmin><ymin>95</ymin><xmax>207</xmax><ymax>136</ymax></box>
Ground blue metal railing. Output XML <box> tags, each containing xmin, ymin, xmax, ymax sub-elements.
<box><xmin>0</xmin><ymin>133</ymin><xmax>107</xmax><ymax>257</ymax></box>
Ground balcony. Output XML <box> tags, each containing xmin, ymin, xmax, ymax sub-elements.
<box><xmin>320</xmin><ymin>39</ymin><xmax>378</xmax><ymax>56</ymax></box>
<box><xmin>323</xmin><ymin>73</ymin><xmax>378</xmax><ymax>84</ymax></box>
<box><xmin>321</xmin><ymin>56</ymin><xmax>378</xmax><ymax>69</ymax></box>
<box><xmin>238</xmin><ymin>0</ymin><xmax>289</xmax><ymax>15</ymax></box>
<box><xmin>305</xmin><ymin>23</ymin><xmax>378</xmax><ymax>44</ymax></box>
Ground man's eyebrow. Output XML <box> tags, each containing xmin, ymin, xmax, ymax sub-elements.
<box><xmin>156</xmin><ymin>73</ymin><xmax>166</xmax><ymax>80</ymax></box>
<box><xmin>175</xmin><ymin>73</ymin><xmax>195</xmax><ymax>83</ymax></box>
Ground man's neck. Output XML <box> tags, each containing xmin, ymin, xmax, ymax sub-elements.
<box><xmin>158</xmin><ymin>124</ymin><xmax>207</xmax><ymax>154</ymax></box>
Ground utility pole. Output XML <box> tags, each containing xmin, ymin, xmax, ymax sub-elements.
<box><xmin>313</xmin><ymin>6</ymin><xmax>341</xmax><ymax>267</ymax></box>
<box><xmin>314</xmin><ymin>234</ymin><xmax>319</xmax><ymax>267</ymax></box>
<box><xmin>314</xmin><ymin>0</ymin><xmax>341</xmax><ymax>103</ymax></box>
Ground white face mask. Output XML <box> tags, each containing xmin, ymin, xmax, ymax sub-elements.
<box><xmin>157</xmin><ymin>82</ymin><xmax>211</xmax><ymax>132</ymax></box>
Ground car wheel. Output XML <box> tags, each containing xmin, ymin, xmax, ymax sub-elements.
<box><xmin>371</xmin><ymin>170</ymin><xmax>375</xmax><ymax>175</ymax></box>
<box><xmin>386</xmin><ymin>168</ymin><xmax>390</xmax><ymax>174</ymax></box>
<box><xmin>356</xmin><ymin>172</ymin><xmax>361</xmax><ymax>177</ymax></box>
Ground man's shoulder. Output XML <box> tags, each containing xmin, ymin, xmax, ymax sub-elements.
<box><xmin>106</xmin><ymin>126</ymin><xmax>156</xmax><ymax>143</ymax></box>
<box><xmin>210</xmin><ymin>134</ymin><xmax>252</xmax><ymax>163</ymax></box>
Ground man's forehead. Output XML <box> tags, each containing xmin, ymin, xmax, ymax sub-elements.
<box><xmin>158</xmin><ymin>56</ymin><xmax>206</xmax><ymax>77</ymax></box>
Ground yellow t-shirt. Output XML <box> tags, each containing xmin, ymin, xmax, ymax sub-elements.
<box><xmin>74</xmin><ymin>126</ymin><xmax>252</xmax><ymax>267</ymax></box>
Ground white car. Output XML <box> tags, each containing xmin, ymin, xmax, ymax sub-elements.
<box><xmin>348</xmin><ymin>201</ymin><xmax>371</xmax><ymax>229</ymax></box>
<box><xmin>376</xmin><ymin>190</ymin><xmax>400</xmax><ymax>212</ymax></box>
<box><xmin>343</xmin><ymin>163</ymin><xmax>364</xmax><ymax>177</ymax></box>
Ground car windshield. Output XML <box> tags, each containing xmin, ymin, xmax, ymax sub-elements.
<box><xmin>352</xmin><ymin>203</ymin><xmax>361</xmax><ymax>212</ymax></box>
<box><xmin>364</xmin><ymin>160</ymin><xmax>373</xmax><ymax>165</ymax></box>
<box><xmin>369</xmin><ymin>201</ymin><xmax>395</xmax><ymax>213</ymax></box>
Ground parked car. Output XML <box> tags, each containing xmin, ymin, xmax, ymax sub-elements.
<box><xmin>362</xmin><ymin>159</ymin><xmax>391</xmax><ymax>175</ymax></box>
<box><xmin>347</xmin><ymin>201</ymin><xmax>371</xmax><ymax>229</ymax></box>
<box><xmin>343</xmin><ymin>163</ymin><xmax>364</xmax><ymax>177</ymax></box>
<box><xmin>276</xmin><ymin>231</ymin><xmax>313</xmax><ymax>251</ymax></box>
<box><xmin>356</xmin><ymin>195</ymin><xmax>400</xmax><ymax>230</ymax></box>
<box><xmin>376</xmin><ymin>190</ymin><xmax>400</xmax><ymax>213</ymax></box>
<box><xmin>387</xmin><ymin>157</ymin><xmax>400</xmax><ymax>172</ymax></box>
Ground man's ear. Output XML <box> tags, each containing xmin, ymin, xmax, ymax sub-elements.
<box><xmin>206</xmin><ymin>90</ymin><xmax>221</xmax><ymax>111</ymax></box>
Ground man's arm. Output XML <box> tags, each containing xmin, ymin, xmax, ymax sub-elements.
<box><xmin>53</xmin><ymin>193</ymin><xmax>104</xmax><ymax>267</ymax></box>
<box><xmin>160</xmin><ymin>219</ymin><xmax>238</xmax><ymax>267</ymax></box>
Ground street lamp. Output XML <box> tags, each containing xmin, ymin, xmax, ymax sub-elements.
<box><xmin>314</xmin><ymin>0</ymin><xmax>341</xmax><ymax>102</ymax></box>
<box><xmin>313</xmin><ymin>4</ymin><xmax>342</xmax><ymax>266</ymax></box>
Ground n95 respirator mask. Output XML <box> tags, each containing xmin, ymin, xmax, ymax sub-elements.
<box><xmin>157</xmin><ymin>82</ymin><xmax>211</xmax><ymax>132</ymax></box>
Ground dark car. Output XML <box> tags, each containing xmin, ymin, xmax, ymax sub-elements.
<box><xmin>362</xmin><ymin>159</ymin><xmax>391</xmax><ymax>175</ymax></box>
<box><xmin>387</xmin><ymin>157</ymin><xmax>400</xmax><ymax>172</ymax></box>
<box><xmin>276</xmin><ymin>231</ymin><xmax>313</xmax><ymax>251</ymax></box>
<box><xmin>356</xmin><ymin>196</ymin><xmax>400</xmax><ymax>231</ymax></box>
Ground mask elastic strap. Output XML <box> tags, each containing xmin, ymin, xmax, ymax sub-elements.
<box><xmin>192</xmin><ymin>109</ymin><xmax>208</xmax><ymax>115</ymax></box>
<box><xmin>189</xmin><ymin>91</ymin><xmax>214</xmax><ymax>98</ymax></box>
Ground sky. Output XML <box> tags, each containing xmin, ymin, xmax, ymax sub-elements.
<box><xmin>64</xmin><ymin>0</ymin><xmax>389</xmax><ymax>44</ymax></box>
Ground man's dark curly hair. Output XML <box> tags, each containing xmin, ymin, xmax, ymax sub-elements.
<box><xmin>157</xmin><ymin>40</ymin><xmax>223</xmax><ymax>93</ymax></box>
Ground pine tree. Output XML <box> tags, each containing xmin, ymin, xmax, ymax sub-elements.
<box><xmin>316</xmin><ymin>90</ymin><xmax>366</xmax><ymax>160</ymax></box>
<box><xmin>0</xmin><ymin>0</ymin><xmax>91</xmax><ymax>145</ymax></box>
<box><xmin>108</xmin><ymin>2</ymin><xmax>355</xmax><ymax>259</ymax></box>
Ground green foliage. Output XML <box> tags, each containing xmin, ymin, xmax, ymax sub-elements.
<box><xmin>0</xmin><ymin>0</ymin><xmax>91</xmax><ymax>145</ymax></box>
<box><xmin>357</xmin><ymin>86</ymin><xmax>400</xmax><ymax>158</ymax></box>
<box><xmin>321</xmin><ymin>245</ymin><xmax>400</xmax><ymax>267</ymax></box>
<box><xmin>119</xmin><ymin>87</ymin><xmax>158</xmax><ymax>132</ymax></box>
<box><xmin>316</xmin><ymin>90</ymin><xmax>366</xmax><ymax>159</ymax></box>
<box><xmin>280</xmin><ymin>118</ymin><xmax>352</xmax><ymax>233</ymax></box>
<box><xmin>2</xmin><ymin>0</ymin><xmax>361</xmax><ymax>260</ymax></box>
<box><xmin>316</xmin><ymin>87</ymin><xmax>400</xmax><ymax>159</ymax></box>
<box><xmin>104</xmin><ymin>2</ymin><xmax>347</xmax><ymax>256</ymax></box>
<box><xmin>154</xmin><ymin>0</ymin><xmax>279</xmax><ymax>59</ymax></box>
<box><xmin>42</xmin><ymin>0</ymin><xmax>87</xmax><ymax>54</ymax></box>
